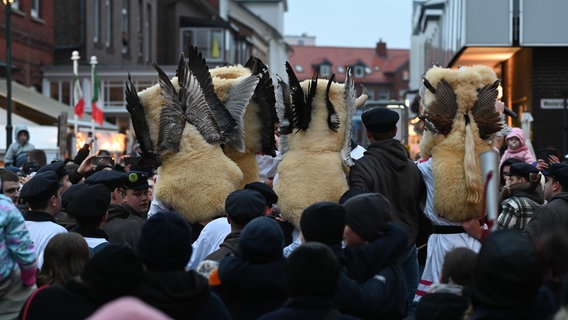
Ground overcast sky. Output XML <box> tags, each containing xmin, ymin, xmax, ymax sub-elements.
<box><xmin>284</xmin><ymin>0</ymin><xmax>413</xmax><ymax>49</ymax></box>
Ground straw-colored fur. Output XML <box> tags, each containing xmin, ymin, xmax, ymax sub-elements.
<box><xmin>419</xmin><ymin>65</ymin><xmax>497</xmax><ymax>221</ymax></box>
<box><xmin>275</xmin><ymin>80</ymin><xmax>350</xmax><ymax>228</ymax></box>
<box><xmin>210</xmin><ymin>66</ymin><xmax>263</xmax><ymax>186</ymax></box>
<box><xmin>138</xmin><ymin>78</ymin><xmax>243</xmax><ymax>223</ymax></box>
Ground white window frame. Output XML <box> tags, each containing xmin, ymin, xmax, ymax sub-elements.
<box><xmin>31</xmin><ymin>0</ymin><xmax>40</xmax><ymax>18</ymax></box>
<box><xmin>319</xmin><ymin>64</ymin><xmax>331</xmax><ymax>77</ymax></box>
<box><xmin>354</xmin><ymin>66</ymin><xmax>365</xmax><ymax>78</ymax></box>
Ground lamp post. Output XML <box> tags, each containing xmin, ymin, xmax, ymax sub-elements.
<box><xmin>4</xmin><ymin>0</ymin><xmax>12</xmax><ymax>151</ymax></box>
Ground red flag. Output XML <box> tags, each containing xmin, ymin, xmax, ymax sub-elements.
<box><xmin>91</xmin><ymin>67</ymin><xmax>103</xmax><ymax>124</ymax></box>
<box><xmin>73</xmin><ymin>74</ymin><xmax>85</xmax><ymax>118</ymax></box>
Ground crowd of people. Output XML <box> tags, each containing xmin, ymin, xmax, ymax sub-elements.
<box><xmin>1</xmin><ymin>103</ymin><xmax>568</xmax><ymax>320</ymax></box>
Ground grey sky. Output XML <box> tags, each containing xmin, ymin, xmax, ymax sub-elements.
<box><xmin>284</xmin><ymin>0</ymin><xmax>413</xmax><ymax>49</ymax></box>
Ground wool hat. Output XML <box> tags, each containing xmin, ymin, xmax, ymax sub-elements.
<box><xmin>137</xmin><ymin>211</ymin><xmax>192</xmax><ymax>271</ymax></box>
<box><xmin>225</xmin><ymin>189</ymin><xmax>266</xmax><ymax>226</ymax></box>
<box><xmin>238</xmin><ymin>217</ymin><xmax>284</xmax><ymax>264</ymax></box>
<box><xmin>362</xmin><ymin>107</ymin><xmax>400</xmax><ymax>133</ymax></box>
<box><xmin>37</xmin><ymin>160</ymin><xmax>67</xmax><ymax>180</ymax></box>
<box><xmin>124</xmin><ymin>171</ymin><xmax>150</xmax><ymax>190</ymax></box>
<box><xmin>81</xmin><ymin>244</ymin><xmax>144</xmax><ymax>301</ymax></box>
<box><xmin>300</xmin><ymin>201</ymin><xmax>346</xmax><ymax>246</ymax></box>
<box><xmin>343</xmin><ymin>193</ymin><xmax>392</xmax><ymax>242</ymax></box>
<box><xmin>19</xmin><ymin>171</ymin><xmax>61</xmax><ymax>202</ymax></box>
<box><xmin>471</xmin><ymin>230</ymin><xmax>543</xmax><ymax>309</ymax></box>
<box><xmin>67</xmin><ymin>184</ymin><xmax>111</xmax><ymax>222</ymax></box>
<box><xmin>85</xmin><ymin>170</ymin><xmax>129</xmax><ymax>191</ymax></box>
<box><xmin>61</xmin><ymin>183</ymin><xmax>88</xmax><ymax>212</ymax></box>
<box><xmin>244</xmin><ymin>181</ymin><xmax>278</xmax><ymax>207</ymax></box>
<box><xmin>287</xmin><ymin>242</ymin><xmax>340</xmax><ymax>297</ymax></box>
<box><xmin>544</xmin><ymin>162</ymin><xmax>568</xmax><ymax>188</ymax></box>
<box><xmin>506</xmin><ymin>162</ymin><xmax>539</xmax><ymax>180</ymax></box>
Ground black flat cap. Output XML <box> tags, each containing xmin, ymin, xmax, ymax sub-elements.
<box><xmin>124</xmin><ymin>171</ymin><xmax>150</xmax><ymax>190</ymax></box>
<box><xmin>37</xmin><ymin>160</ymin><xmax>67</xmax><ymax>180</ymax></box>
<box><xmin>507</xmin><ymin>162</ymin><xmax>538</xmax><ymax>180</ymax></box>
<box><xmin>85</xmin><ymin>170</ymin><xmax>129</xmax><ymax>191</ymax></box>
<box><xmin>68</xmin><ymin>184</ymin><xmax>111</xmax><ymax>221</ymax></box>
<box><xmin>362</xmin><ymin>107</ymin><xmax>399</xmax><ymax>133</ymax></box>
<box><xmin>244</xmin><ymin>182</ymin><xmax>278</xmax><ymax>207</ymax></box>
<box><xmin>20</xmin><ymin>171</ymin><xmax>61</xmax><ymax>201</ymax></box>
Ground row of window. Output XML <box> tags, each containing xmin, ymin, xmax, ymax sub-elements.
<box><xmin>8</xmin><ymin>0</ymin><xmax>42</xmax><ymax>20</ymax></box>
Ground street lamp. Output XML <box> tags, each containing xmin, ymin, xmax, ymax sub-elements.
<box><xmin>4</xmin><ymin>0</ymin><xmax>12</xmax><ymax>152</ymax></box>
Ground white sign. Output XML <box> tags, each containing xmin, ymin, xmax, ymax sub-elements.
<box><xmin>541</xmin><ymin>98</ymin><xmax>567</xmax><ymax>109</ymax></box>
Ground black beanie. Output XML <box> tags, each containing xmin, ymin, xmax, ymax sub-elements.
<box><xmin>81</xmin><ymin>244</ymin><xmax>144</xmax><ymax>301</ymax></box>
<box><xmin>300</xmin><ymin>202</ymin><xmax>346</xmax><ymax>246</ymax></box>
<box><xmin>238</xmin><ymin>217</ymin><xmax>284</xmax><ymax>264</ymax></box>
<box><xmin>471</xmin><ymin>230</ymin><xmax>543</xmax><ymax>309</ymax></box>
<box><xmin>343</xmin><ymin>193</ymin><xmax>392</xmax><ymax>242</ymax></box>
<box><xmin>137</xmin><ymin>211</ymin><xmax>192</xmax><ymax>271</ymax></box>
<box><xmin>287</xmin><ymin>242</ymin><xmax>340</xmax><ymax>297</ymax></box>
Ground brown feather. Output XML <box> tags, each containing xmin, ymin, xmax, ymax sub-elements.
<box><xmin>472</xmin><ymin>80</ymin><xmax>502</xmax><ymax>140</ymax></box>
<box><xmin>423</xmin><ymin>79</ymin><xmax>457</xmax><ymax>136</ymax></box>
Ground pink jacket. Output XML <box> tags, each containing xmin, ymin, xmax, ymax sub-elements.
<box><xmin>499</xmin><ymin>127</ymin><xmax>535</xmax><ymax>166</ymax></box>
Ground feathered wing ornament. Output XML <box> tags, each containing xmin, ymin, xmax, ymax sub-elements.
<box><xmin>125</xmin><ymin>74</ymin><xmax>161</xmax><ymax>167</ymax></box>
<box><xmin>274</xmin><ymin>64</ymin><xmax>365</xmax><ymax>228</ymax></box>
<box><xmin>275</xmin><ymin>75</ymin><xmax>291</xmax><ymax>155</ymax></box>
<box><xmin>419</xmin><ymin>65</ymin><xmax>502</xmax><ymax>221</ymax></box>
<box><xmin>130</xmin><ymin>51</ymin><xmax>245</xmax><ymax>223</ymax></box>
<box><xmin>341</xmin><ymin>67</ymin><xmax>357</xmax><ymax>168</ymax></box>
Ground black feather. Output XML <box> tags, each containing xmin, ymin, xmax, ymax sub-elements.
<box><xmin>125</xmin><ymin>74</ymin><xmax>161</xmax><ymax>167</ymax></box>
<box><xmin>186</xmin><ymin>45</ymin><xmax>237</xmax><ymax>137</ymax></box>
<box><xmin>286</xmin><ymin>61</ymin><xmax>308</xmax><ymax>132</ymax></box>
<box><xmin>298</xmin><ymin>71</ymin><xmax>318</xmax><ymax>131</ymax></box>
<box><xmin>245</xmin><ymin>57</ymin><xmax>277</xmax><ymax>156</ymax></box>
<box><xmin>276</xmin><ymin>75</ymin><xmax>293</xmax><ymax>135</ymax></box>
<box><xmin>423</xmin><ymin>77</ymin><xmax>436</xmax><ymax>94</ymax></box>
<box><xmin>325</xmin><ymin>74</ymin><xmax>339</xmax><ymax>132</ymax></box>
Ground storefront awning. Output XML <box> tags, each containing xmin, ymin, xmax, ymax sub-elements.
<box><xmin>0</xmin><ymin>79</ymin><xmax>116</xmax><ymax>130</ymax></box>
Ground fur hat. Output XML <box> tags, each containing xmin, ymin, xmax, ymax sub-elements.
<box><xmin>343</xmin><ymin>193</ymin><xmax>392</xmax><ymax>242</ymax></box>
<box><xmin>238</xmin><ymin>217</ymin><xmax>284</xmax><ymax>264</ymax></box>
<box><xmin>300</xmin><ymin>201</ymin><xmax>346</xmax><ymax>246</ymax></box>
<box><xmin>225</xmin><ymin>189</ymin><xmax>266</xmax><ymax>226</ymax></box>
<box><xmin>137</xmin><ymin>211</ymin><xmax>191</xmax><ymax>271</ymax></box>
<box><xmin>287</xmin><ymin>242</ymin><xmax>340</xmax><ymax>297</ymax></box>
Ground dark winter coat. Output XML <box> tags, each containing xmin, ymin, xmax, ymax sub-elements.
<box><xmin>102</xmin><ymin>203</ymin><xmax>145</xmax><ymax>248</ymax></box>
<box><xmin>524</xmin><ymin>192</ymin><xmax>568</xmax><ymax>242</ymax></box>
<box><xmin>258</xmin><ymin>296</ymin><xmax>360</xmax><ymax>320</ymax></box>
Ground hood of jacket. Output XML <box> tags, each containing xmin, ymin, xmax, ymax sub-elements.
<box><xmin>365</xmin><ymin>139</ymin><xmax>410</xmax><ymax>170</ymax></box>
<box><xmin>218</xmin><ymin>255</ymin><xmax>288</xmax><ymax>294</ymax></box>
<box><xmin>506</xmin><ymin>127</ymin><xmax>527</xmax><ymax>147</ymax></box>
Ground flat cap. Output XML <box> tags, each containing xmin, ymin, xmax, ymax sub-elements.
<box><xmin>244</xmin><ymin>182</ymin><xmax>278</xmax><ymax>207</ymax></box>
<box><xmin>67</xmin><ymin>184</ymin><xmax>111</xmax><ymax>221</ymax></box>
<box><xmin>362</xmin><ymin>107</ymin><xmax>399</xmax><ymax>133</ymax></box>
<box><xmin>85</xmin><ymin>170</ymin><xmax>129</xmax><ymax>191</ymax></box>
<box><xmin>225</xmin><ymin>189</ymin><xmax>266</xmax><ymax>226</ymax></box>
<box><xmin>507</xmin><ymin>162</ymin><xmax>539</xmax><ymax>180</ymax></box>
<box><xmin>124</xmin><ymin>171</ymin><xmax>150</xmax><ymax>190</ymax></box>
<box><xmin>544</xmin><ymin>163</ymin><xmax>568</xmax><ymax>187</ymax></box>
<box><xmin>37</xmin><ymin>160</ymin><xmax>67</xmax><ymax>180</ymax></box>
<box><xmin>20</xmin><ymin>171</ymin><xmax>61</xmax><ymax>201</ymax></box>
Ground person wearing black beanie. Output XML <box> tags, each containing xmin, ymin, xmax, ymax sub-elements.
<box><xmin>133</xmin><ymin>211</ymin><xmax>231</xmax><ymax>319</ymax></box>
<box><xmin>343</xmin><ymin>193</ymin><xmax>392</xmax><ymax>245</ymax></box>
<box><xmin>300</xmin><ymin>201</ymin><xmax>346</xmax><ymax>246</ymax></box>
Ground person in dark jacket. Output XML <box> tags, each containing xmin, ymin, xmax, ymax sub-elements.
<box><xmin>348</xmin><ymin>107</ymin><xmax>426</xmax><ymax>315</ymax></box>
<box><xmin>524</xmin><ymin>162</ymin><xmax>568</xmax><ymax>242</ymax></box>
<box><xmin>102</xmin><ymin>171</ymin><xmax>149</xmax><ymax>248</ymax></box>
<box><xmin>134</xmin><ymin>211</ymin><xmax>231</xmax><ymax>319</ymax></box>
<box><xmin>300</xmin><ymin>201</ymin><xmax>408</xmax><ymax>319</ymax></box>
<box><xmin>204</xmin><ymin>189</ymin><xmax>267</xmax><ymax>261</ymax></box>
<box><xmin>212</xmin><ymin>217</ymin><xmax>288</xmax><ymax>319</ymax></box>
<box><xmin>258</xmin><ymin>242</ymin><xmax>359</xmax><ymax>320</ymax></box>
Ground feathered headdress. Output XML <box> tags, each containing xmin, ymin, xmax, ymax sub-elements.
<box><xmin>274</xmin><ymin>64</ymin><xmax>367</xmax><ymax>227</ymax></box>
<box><xmin>419</xmin><ymin>65</ymin><xmax>503</xmax><ymax>221</ymax></box>
<box><xmin>125</xmin><ymin>46</ymin><xmax>259</xmax><ymax>223</ymax></box>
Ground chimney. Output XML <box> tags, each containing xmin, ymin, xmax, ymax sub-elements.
<box><xmin>375</xmin><ymin>40</ymin><xmax>387</xmax><ymax>57</ymax></box>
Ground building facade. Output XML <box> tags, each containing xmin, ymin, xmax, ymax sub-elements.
<box><xmin>411</xmin><ymin>0</ymin><xmax>568</xmax><ymax>157</ymax></box>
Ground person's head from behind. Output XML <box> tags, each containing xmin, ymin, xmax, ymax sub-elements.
<box><xmin>243</xmin><ymin>181</ymin><xmax>278</xmax><ymax>215</ymax></box>
<box><xmin>237</xmin><ymin>217</ymin><xmax>284</xmax><ymax>264</ymax></box>
<box><xmin>37</xmin><ymin>232</ymin><xmax>90</xmax><ymax>286</ymax></box>
<box><xmin>362</xmin><ymin>107</ymin><xmax>399</xmax><ymax>142</ymax></box>
<box><xmin>0</xmin><ymin>168</ymin><xmax>21</xmax><ymax>203</ymax></box>
<box><xmin>19</xmin><ymin>171</ymin><xmax>62</xmax><ymax>212</ymax></box>
<box><xmin>67</xmin><ymin>184</ymin><xmax>111</xmax><ymax>229</ymax></box>
<box><xmin>81</xmin><ymin>244</ymin><xmax>144</xmax><ymax>305</ymax></box>
<box><xmin>440</xmin><ymin>247</ymin><xmax>478</xmax><ymax>286</ymax></box>
<box><xmin>471</xmin><ymin>230</ymin><xmax>543</xmax><ymax>311</ymax></box>
<box><xmin>300</xmin><ymin>201</ymin><xmax>346</xmax><ymax>247</ymax></box>
<box><xmin>287</xmin><ymin>242</ymin><xmax>340</xmax><ymax>298</ymax></box>
<box><xmin>225</xmin><ymin>189</ymin><xmax>267</xmax><ymax>230</ymax></box>
<box><xmin>28</xmin><ymin>149</ymin><xmax>47</xmax><ymax>167</ymax></box>
<box><xmin>342</xmin><ymin>193</ymin><xmax>392</xmax><ymax>247</ymax></box>
<box><xmin>137</xmin><ymin>211</ymin><xmax>191</xmax><ymax>271</ymax></box>
<box><xmin>37</xmin><ymin>160</ymin><xmax>72</xmax><ymax>195</ymax></box>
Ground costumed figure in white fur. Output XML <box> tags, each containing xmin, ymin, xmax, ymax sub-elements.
<box><xmin>414</xmin><ymin>65</ymin><xmax>504</xmax><ymax>301</ymax></box>
<box><xmin>213</xmin><ymin>57</ymin><xmax>278</xmax><ymax>186</ymax></box>
<box><xmin>125</xmin><ymin>46</ymin><xmax>259</xmax><ymax>223</ymax></box>
<box><xmin>274</xmin><ymin>63</ymin><xmax>367</xmax><ymax>228</ymax></box>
